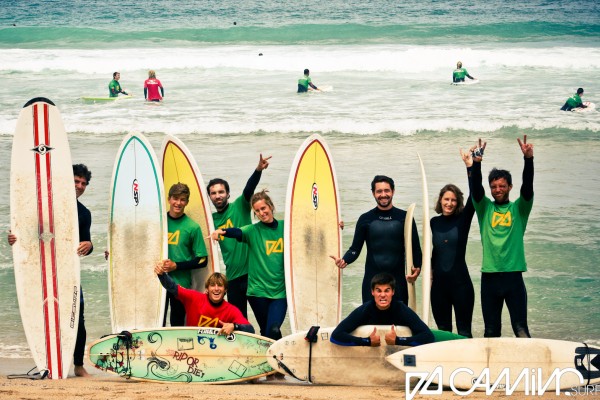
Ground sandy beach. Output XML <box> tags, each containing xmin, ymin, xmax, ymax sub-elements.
<box><xmin>0</xmin><ymin>358</ymin><xmax>578</xmax><ymax>399</ymax></box>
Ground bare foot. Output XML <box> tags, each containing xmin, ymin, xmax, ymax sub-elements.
<box><xmin>74</xmin><ymin>365</ymin><xmax>90</xmax><ymax>377</ymax></box>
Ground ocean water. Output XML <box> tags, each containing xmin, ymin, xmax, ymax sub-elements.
<box><xmin>0</xmin><ymin>0</ymin><xmax>599</xmax><ymax>360</ymax></box>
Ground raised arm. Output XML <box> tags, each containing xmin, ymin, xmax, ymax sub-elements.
<box><xmin>242</xmin><ymin>154</ymin><xmax>271</xmax><ymax>201</ymax></box>
<box><xmin>518</xmin><ymin>135</ymin><xmax>534</xmax><ymax>201</ymax></box>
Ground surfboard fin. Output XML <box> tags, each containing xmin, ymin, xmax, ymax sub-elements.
<box><xmin>575</xmin><ymin>345</ymin><xmax>600</xmax><ymax>382</ymax></box>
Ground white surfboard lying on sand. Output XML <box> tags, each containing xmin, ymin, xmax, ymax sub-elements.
<box><xmin>387</xmin><ymin>338</ymin><xmax>600</xmax><ymax>392</ymax></box>
<box><xmin>267</xmin><ymin>325</ymin><xmax>411</xmax><ymax>386</ymax></box>
<box><xmin>108</xmin><ymin>132</ymin><xmax>167</xmax><ymax>332</ymax></box>
<box><xmin>11</xmin><ymin>97</ymin><xmax>80</xmax><ymax>379</ymax></box>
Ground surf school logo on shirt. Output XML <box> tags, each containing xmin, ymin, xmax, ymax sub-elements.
<box><xmin>132</xmin><ymin>179</ymin><xmax>139</xmax><ymax>206</ymax></box>
<box><xmin>266</xmin><ymin>238</ymin><xmax>283</xmax><ymax>255</ymax></box>
<box><xmin>312</xmin><ymin>182</ymin><xmax>319</xmax><ymax>210</ymax></box>
<box><xmin>492</xmin><ymin>211</ymin><xmax>511</xmax><ymax>228</ymax></box>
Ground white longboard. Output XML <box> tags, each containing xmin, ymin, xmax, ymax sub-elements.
<box><xmin>108</xmin><ymin>132</ymin><xmax>167</xmax><ymax>332</ymax></box>
<box><xmin>11</xmin><ymin>97</ymin><xmax>80</xmax><ymax>379</ymax></box>
<box><xmin>417</xmin><ymin>154</ymin><xmax>432</xmax><ymax>324</ymax></box>
<box><xmin>284</xmin><ymin>134</ymin><xmax>342</xmax><ymax>333</ymax></box>
<box><xmin>387</xmin><ymin>338</ymin><xmax>600</xmax><ymax>392</ymax></box>
<box><xmin>267</xmin><ymin>325</ymin><xmax>411</xmax><ymax>386</ymax></box>
<box><xmin>572</xmin><ymin>101</ymin><xmax>596</xmax><ymax>113</ymax></box>
<box><xmin>404</xmin><ymin>203</ymin><xmax>417</xmax><ymax>312</ymax></box>
<box><xmin>451</xmin><ymin>79</ymin><xmax>480</xmax><ymax>85</ymax></box>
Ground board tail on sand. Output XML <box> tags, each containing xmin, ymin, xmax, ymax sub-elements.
<box><xmin>108</xmin><ymin>132</ymin><xmax>167</xmax><ymax>333</ymax></box>
<box><xmin>11</xmin><ymin>97</ymin><xmax>80</xmax><ymax>379</ymax></box>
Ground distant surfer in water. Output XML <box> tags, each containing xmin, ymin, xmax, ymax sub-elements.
<box><xmin>155</xmin><ymin>270</ymin><xmax>254</xmax><ymax>334</ymax></box>
<box><xmin>330</xmin><ymin>175</ymin><xmax>422</xmax><ymax>305</ymax></box>
<box><xmin>108</xmin><ymin>72</ymin><xmax>128</xmax><ymax>97</ymax></box>
<box><xmin>156</xmin><ymin>183</ymin><xmax>208</xmax><ymax>327</ymax></box>
<box><xmin>207</xmin><ymin>154</ymin><xmax>271</xmax><ymax>319</ymax></box>
<box><xmin>453</xmin><ymin>61</ymin><xmax>475</xmax><ymax>83</ymax></box>
<box><xmin>144</xmin><ymin>69</ymin><xmax>164</xmax><ymax>102</ymax></box>
<box><xmin>8</xmin><ymin>164</ymin><xmax>94</xmax><ymax>377</ymax></box>
<box><xmin>331</xmin><ymin>273</ymin><xmax>434</xmax><ymax>347</ymax></box>
<box><xmin>470</xmin><ymin>136</ymin><xmax>534</xmax><ymax>338</ymax></box>
<box><xmin>297</xmin><ymin>68</ymin><xmax>320</xmax><ymax>93</ymax></box>
<box><xmin>560</xmin><ymin>88</ymin><xmax>587</xmax><ymax>111</ymax></box>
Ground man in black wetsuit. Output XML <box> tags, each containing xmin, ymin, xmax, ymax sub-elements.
<box><xmin>331</xmin><ymin>273</ymin><xmax>433</xmax><ymax>347</ymax></box>
<box><xmin>331</xmin><ymin>175</ymin><xmax>422</xmax><ymax>305</ymax></box>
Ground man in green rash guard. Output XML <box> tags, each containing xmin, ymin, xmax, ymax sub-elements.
<box><xmin>108</xmin><ymin>72</ymin><xmax>128</xmax><ymax>97</ymax></box>
<box><xmin>297</xmin><ymin>68</ymin><xmax>320</xmax><ymax>93</ymax></box>
<box><xmin>156</xmin><ymin>183</ymin><xmax>208</xmax><ymax>327</ymax></box>
<box><xmin>561</xmin><ymin>88</ymin><xmax>587</xmax><ymax>111</ymax></box>
<box><xmin>207</xmin><ymin>154</ymin><xmax>271</xmax><ymax>318</ymax></box>
<box><xmin>453</xmin><ymin>61</ymin><xmax>475</xmax><ymax>83</ymax></box>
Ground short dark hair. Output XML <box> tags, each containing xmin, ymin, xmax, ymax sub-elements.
<box><xmin>371</xmin><ymin>175</ymin><xmax>395</xmax><ymax>192</ymax></box>
<box><xmin>207</xmin><ymin>178</ymin><xmax>230</xmax><ymax>194</ymax></box>
<box><xmin>434</xmin><ymin>184</ymin><xmax>465</xmax><ymax>215</ymax></box>
<box><xmin>113</xmin><ymin>72</ymin><xmax>119</xmax><ymax>78</ymax></box>
<box><xmin>73</xmin><ymin>164</ymin><xmax>91</xmax><ymax>184</ymax></box>
<box><xmin>488</xmin><ymin>168</ymin><xmax>512</xmax><ymax>186</ymax></box>
<box><xmin>577</xmin><ymin>88</ymin><xmax>584</xmax><ymax>95</ymax></box>
<box><xmin>168</xmin><ymin>182</ymin><xmax>190</xmax><ymax>199</ymax></box>
<box><xmin>304</xmin><ymin>68</ymin><xmax>309</xmax><ymax>75</ymax></box>
<box><xmin>371</xmin><ymin>272</ymin><xmax>396</xmax><ymax>291</ymax></box>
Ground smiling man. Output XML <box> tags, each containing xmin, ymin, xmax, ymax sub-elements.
<box><xmin>471</xmin><ymin>135</ymin><xmax>534</xmax><ymax>338</ymax></box>
<box><xmin>331</xmin><ymin>273</ymin><xmax>433</xmax><ymax>347</ymax></box>
<box><xmin>331</xmin><ymin>175</ymin><xmax>422</xmax><ymax>304</ymax></box>
<box><xmin>156</xmin><ymin>183</ymin><xmax>208</xmax><ymax>326</ymax></box>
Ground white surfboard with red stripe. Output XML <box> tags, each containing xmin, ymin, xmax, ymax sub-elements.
<box><xmin>10</xmin><ymin>97</ymin><xmax>80</xmax><ymax>379</ymax></box>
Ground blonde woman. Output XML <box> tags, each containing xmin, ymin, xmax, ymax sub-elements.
<box><xmin>144</xmin><ymin>69</ymin><xmax>164</xmax><ymax>102</ymax></box>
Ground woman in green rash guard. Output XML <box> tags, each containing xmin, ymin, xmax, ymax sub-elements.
<box><xmin>211</xmin><ymin>190</ymin><xmax>286</xmax><ymax>340</ymax></box>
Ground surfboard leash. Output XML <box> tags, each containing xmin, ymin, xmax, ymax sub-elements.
<box><xmin>271</xmin><ymin>355</ymin><xmax>304</xmax><ymax>382</ymax></box>
<box><xmin>7</xmin><ymin>366</ymin><xmax>48</xmax><ymax>380</ymax></box>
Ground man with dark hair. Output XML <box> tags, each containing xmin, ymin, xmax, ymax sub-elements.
<box><xmin>297</xmin><ymin>68</ymin><xmax>319</xmax><ymax>93</ymax></box>
<box><xmin>331</xmin><ymin>273</ymin><xmax>433</xmax><ymax>347</ymax></box>
<box><xmin>8</xmin><ymin>163</ymin><xmax>94</xmax><ymax>377</ymax></box>
<box><xmin>108</xmin><ymin>72</ymin><xmax>127</xmax><ymax>98</ymax></box>
<box><xmin>207</xmin><ymin>154</ymin><xmax>271</xmax><ymax>318</ymax></box>
<box><xmin>156</xmin><ymin>182</ymin><xmax>208</xmax><ymax>326</ymax></box>
<box><xmin>331</xmin><ymin>175</ymin><xmax>422</xmax><ymax>304</ymax></box>
<box><xmin>470</xmin><ymin>136</ymin><xmax>534</xmax><ymax>338</ymax></box>
<box><xmin>560</xmin><ymin>88</ymin><xmax>587</xmax><ymax>111</ymax></box>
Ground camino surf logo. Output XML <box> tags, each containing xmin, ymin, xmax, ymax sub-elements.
<box><xmin>31</xmin><ymin>143</ymin><xmax>53</xmax><ymax>155</ymax></box>
<box><xmin>132</xmin><ymin>179</ymin><xmax>139</xmax><ymax>206</ymax></box>
<box><xmin>312</xmin><ymin>182</ymin><xmax>319</xmax><ymax>209</ymax></box>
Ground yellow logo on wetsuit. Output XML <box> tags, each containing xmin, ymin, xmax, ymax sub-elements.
<box><xmin>217</xmin><ymin>220</ymin><xmax>234</xmax><ymax>241</ymax></box>
<box><xmin>197</xmin><ymin>315</ymin><xmax>219</xmax><ymax>327</ymax></box>
<box><xmin>266</xmin><ymin>238</ymin><xmax>283</xmax><ymax>255</ymax></box>
<box><xmin>168</xmin><ymin>230</ymin><xmax>180</xmax><ymax>245</ymax></box>
<box><xmin>492</xmin><ymin>211</ymin><xmax>512</xmax><ymax>228</ymax></box>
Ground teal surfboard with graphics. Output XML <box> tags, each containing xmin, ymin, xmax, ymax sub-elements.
<box><xmin>88</xmin><ymin>327</ymin><xmax>275</xmax><ymax>383</ymax></box>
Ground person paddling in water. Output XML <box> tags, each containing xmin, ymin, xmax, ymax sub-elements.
<box><xmin>297</xmin><ymin>68</ymin><xmax>320</xmax><ymax>93</ymax></box>
<box><xmin>560</xmin><ymin>88</ymin><xmax>587</xmax><ymax>111</ymax></box>
<box><xmin>453</xmin><ymin>61</ymin><xmax>475</xmax><ymax>83</ymax></box>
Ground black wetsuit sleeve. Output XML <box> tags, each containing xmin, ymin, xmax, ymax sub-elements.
<box><xmin>222</xmin><ymin>227</ymin><xmax>243</xmax><ymax>242</ymax></box>
<box><xmin>174</xmin><ymin>257</ymin><xmax>207</xmax><ymax>271</ymax></box>
<box><xmin>144</xmin><ymin>88</ymin><xmax>147</xmax><ymax>99</ymax></box>
<box><xmin>341</xmin><ymin>215</ymin><xmax>367</xmax><ymax>264</ymax></box>
<box><xmin>471</xmin><ymin>161</ymin><xmax>485</xmax><ymax>203</ymax></box>
<box><xmin>463</xmin><ymin>166</ymin><xmax>476</xmax><ymax>220</ymax></box>
<box><xmin>521</xmin><ymin>157</ymin><xmax>534</xmax><ymax>201</ymax></box>
<box><xmin>157</xmin><ymin>273</ymin><xmax>179</xmax><ymax>297</ymax></box>
<box><xmin>330</xmin><ymin>307</ymin><xmax>370</xmax><ymax>346</ymax></box>
<box><xmin>77</xmin><ymin>202</ymin><xmax>93</xmax><ymax>255</ymax></box>
<box><xmin>395</xmin><ymin>306</ymin><xmax>435</xmax><ymax>346</ymax></box>
<box><xmin>160</xmin><ymin>87</ymin><xmax>165</xmax><ymax>97</ymax></box>
<box><xmin>236</xmin><ymin>324</ymin><xmax>255</xmax><ymax>334</ymax></box>
<box><xmin>243</xmin><ymin>169</ymin><xmax>262</xmax><ymax>202</ymax></box>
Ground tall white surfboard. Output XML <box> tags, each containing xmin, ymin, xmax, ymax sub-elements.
<box><xmin>11</xmin><ymin>97</ymin><xmax>80</xmax><ymax>379</ymax></box>
<box><xmin>284</xmin><ymin>134</ymin><xmax>342</xmax><ymax>333</ymax></box>
<box><xmin>404</xmin><ymin>203</ymin><xmax>417</xmax><ymax>312</ymax></box>
<box><xmin>387</xmin><ymin>338</ymin><xmax>600</xmax><ymax>392</ymax></box>
<box><xmin>108</xmin><ymin>132</ymin><xmax>167</xmax><ymax>332</ymax></box>
<box><xmin>417</xmin><ymin>154</ymin><xmax>432</xmax><ymax>324</ymax></box>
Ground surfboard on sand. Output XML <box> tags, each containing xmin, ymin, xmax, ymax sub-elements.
<box><xmin>81</xmin><ymin>95</ymin><xmax>133</xmax><ymax>103</ymax></box>
<box><xmin>10</xmin><ymin>97</ymin><xmax>80</xmax><ymax>379</ymax></box>
<box><xmin>417</xmin><ymin>154</ymin><xmax>432</xmax><ymax>324</ymax></box>
<box><xmin>404</xmin><ymin>203</ymin><xmax>417</xmax><ymax>312</ymax></box>
<box><xmin>161</xmin><ymin>134</ymin><xmax>219</xmax><ymax>291</ymax></box>
<box><xmin>267</xmin><ymin>325</ymin><xmax>411</xmax><ymax>386</ymax></box>
<box><xmin>284</xmin><ymin>134</ymin><xmax>342</xmax><ymax>333</ymax></box>
<box><xmin>386</xmin><ymin>338</ymin><xmax>600</xmax><ymax>391</ymax></box>
<box><xmin>108</xmin><ymin>132</ymin><xmax>167</xmax><ymax>333</ymax></box>
<box><xmin>572</xmin><ymin>101</ymin><xmax>596</xmax><ymax>113</ymax></box>
<box><xmin>88</xmin><ymin>327</ymin><xmax>275</xmax><ymax>383</ymax></box>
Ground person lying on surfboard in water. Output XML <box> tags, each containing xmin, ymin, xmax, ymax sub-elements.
<box><xmin>560</xmin><ymin>87</ymin><xmax>587</xmax><ymax>111</ymax></box>
<box><xmin>297</xmin><ymin>68</ymin><xmax>320</xmax><ymax>93</ymax></box>
<box><xmin>155</xmin><ymin>269</ymin><xmax>254</xmax><ymax>335</ymax></box>
<box><xmin>453</xmin><ymin>61</ymin><xmax>475</xmax><ymax>83</ymax></box>
<box><xmin>331</xmin><ymin>273</ymin><xmax>434</xmax><ymax>347</ymax></box>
